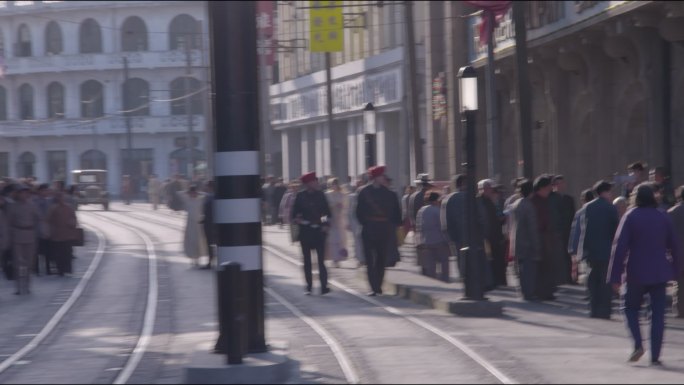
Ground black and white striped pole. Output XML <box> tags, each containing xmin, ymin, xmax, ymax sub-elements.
<box><xmin>208</xmin><ymin>1</ymin><xmax>266</xmax><ymax>354</ymax></box>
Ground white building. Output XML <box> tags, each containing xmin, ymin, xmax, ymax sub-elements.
<box><xmin>0</xmin><ymin>0</ymin><xmax>211</xmax><ymax>197</ymax></box>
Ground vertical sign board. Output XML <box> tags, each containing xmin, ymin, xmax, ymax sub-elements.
<box><xmin>310</xmin><ymin>0</ymin><xmax>344</xmax><ymax>52</ymax></box>
<box><xmin>256</xmin><ymin>1</ymin><xmax>275</xmax><ymax>66</ymax></box>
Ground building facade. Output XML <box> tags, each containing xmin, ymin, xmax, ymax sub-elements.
<box><xmin>270</xmin><ymin>1</ymin><xmax>427</xmax><ymax>190</ymax></box>
<box><xmin>459</xmin><ymin>0</ymin><xmax>684</xmax><ymax>199</ymax></box>
<box><xmin>0</xmin><ymin>0</ymin><xmax>211</xmax><ymax>197</ymax></box>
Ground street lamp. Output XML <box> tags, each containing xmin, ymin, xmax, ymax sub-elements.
<box><xmin>457</xmin><ymin>65</ymin><xmax>485</xmax><ymax>301</ymax></box>
<box><xmin>363</xmin><ymin>102</ymin><xmax>377</xmax><ymax>169</ymax></box>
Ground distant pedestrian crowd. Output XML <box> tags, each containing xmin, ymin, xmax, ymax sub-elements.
<box><xmin>266</xmin><ymin>161</ymin><xmax>684</xmax><ymax>365</ymax></box>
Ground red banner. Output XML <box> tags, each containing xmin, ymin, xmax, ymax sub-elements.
<box><xmin>256</xmin><ymin>1</ymin><xmax>275</xmax><ymax>66</ymax></box>
<box><xmin>465</xmin><ymin>1</ymin><xmax>512</xmax><ymax>48</ymax></box>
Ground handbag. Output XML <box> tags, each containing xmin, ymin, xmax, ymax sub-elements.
<box><xmin>73</xmin><ymin>227</ymin><xmax>85</xmax><ymax>247</ymax></box>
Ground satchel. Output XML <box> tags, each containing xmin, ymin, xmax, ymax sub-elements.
<box><xmin>73</xmin><ymin>227</ymin><xmax>85</xmax><ymax>247</ymax></box>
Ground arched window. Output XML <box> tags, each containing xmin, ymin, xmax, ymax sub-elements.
<box><xmin>80</xmin><ymin>149</ymin><xmax>107</xmax><ymax>170</ymax></box>
<box><xmin>80</xmin><ymin>18</ymin><xmax>102</xmax><ymax>54</ymax></box>
<box><xmin>17</xmin><ymin>152</ymin><xmax>36</xmax><ymax>178</ymax></box>
<box><xmin>121</xmin><ymin>16</ymin><xmax>148</xmax><ymax>52</ymax></box>
<box><xmin>45</xmin><ymin>21</ymin><xmax>63</xmax><ymax>55</ymax></box>
<box><xmin>47</xmin><ymin>82</ymin><xmax>65</xmax><ymax>119</ymax></box>
<box><xmin>19</xmin><ymin>83</ymin><xmax>34</xmax><ymax>120</ymax></box>
<box><xmin>16</xmin><ymin>24</ymin><xmax>32</xmax><ymax>57</ymax></box>
<box><xmin>169</xmin><ymin>14</ymin><xmax>200</xmax><ymax>50</ymax></box>
<box><xmin>122</xmin><ymin>78</ymin><xmax>149</xmax><ymax>116</ymax></box>
<box><xmin>170</xmin><ymin>76</ymin><xmax>202</xmax><ymax>115</ymax></box>
<box><xmin>0</xmin><ymin>86</ymin><xmax>6</xmax><ymax>121</ymax></box>
<box><xmin>80</xmin><ymin>80</ymin><xmax>104</xmax><ymax>118</ymax></box>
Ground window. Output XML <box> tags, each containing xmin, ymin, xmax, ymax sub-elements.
<box><xmin>121</xmin><ymin>16</ymin><xmax>148</xmax><ymax>52</ymax></box>
<box><xmin>16</xmin><ymin>24</ymin><xmax>31</xmax><ymax>57</ymax></box>
<box><xmin>0</xmin><ymin>86</ymin><xmax>6</xmax><ymax>121</ymax></box>
<box><xmin>47</xmin><ymin>150</ymin><xmax>67</xmax><ymax>182</ymax></box>
<box><xmin>80</xmin><ymin>80</ymin><xmax>104</xmax><ymax>118</ymax></box>
<box><xmin>80</xmin><ymin>18</ymin><xmax>102</xmax><ymax>54</ymax></box>
<box><xmin>17</xmin><ymin>152</ymin><xmax>35</xmax><ymax>178</ymax></box>
<box><xmin>47</xmin><ymin>82</ymin><xmax>64</xmax><ymax>119</ymax></box>
<box><xmin>169</xmin><ymin>147</ymin><xmax>205</xmax><ymax>177</ymax></box>
<box><xmin>122</xmin><ymin>78</ymin><xmax>149</xmax><ymax>116</ymax></box>
<box><xmin>45</xmin><ymin>21</ymin><xmax>63</xmax><ymax>55</ymax></box>
<box><xmin>169</xmin><ymin>14</ymin><xmax>200</xmax><ymax>50</ymax></box>
<box><xmin>19</xmin><ymin>83</ymin><xmax>34</xmax><ymax>120</ymax></box>
<box><xmin>170</xmin><ymin>76</ymin><xmax>202</xmax><ymax>115</ymax></box>
<box><xmin>80</xmin><ymin>150</ymin><xmax>107</xmax><ymax>170</ymax></box>
<box><xmin>0</xmin><ymin>28</ymin><xmax>5</xmax><ymax>58</ymax></box>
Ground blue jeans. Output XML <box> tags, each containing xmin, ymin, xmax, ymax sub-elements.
<box><xmin>623</xmin><ymin>282</ymin><xmax>667</xmax><ymax>362</ymax></box>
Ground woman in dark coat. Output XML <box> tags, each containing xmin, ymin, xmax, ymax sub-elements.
<box><xmin>609</xmin><ymin>183</ymin><xmax>681</xmax><ymax>365</ymax></box>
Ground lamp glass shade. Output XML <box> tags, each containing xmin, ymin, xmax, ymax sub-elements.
<box><xmin>364</xmin><ymin>105</ymin><xmax>376</xmax><ymax>134</ymax></box>
<box><xmin>459</xmin><ymin>77</ymin><xmax>478</xmax><ymax>112</ymax></box>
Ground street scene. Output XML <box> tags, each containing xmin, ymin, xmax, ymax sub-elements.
<box><xmin>1</xmin><ymin>0</ymin><xmax>684</xmax><ymax>384</ymax></box>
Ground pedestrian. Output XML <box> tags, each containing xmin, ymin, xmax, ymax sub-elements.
<box><xmin>347</xmin><ymin>180</ymin><xmax>366</xmax><ymax>267</ymax></box>
<box><xmin>7</xmin><ymin>185</ymin><xmax>41</xmax><ymax>295</ymax></box>
<box><xmin>568</xmin><ymin>189</ymin><xmax>596</xmax><ymax>285</ymax></box>
<box><xmin>1</xmin><ymin>185</ymin><xmax>14</xmax><ymax>281</ymax></box>
<box><xmin>401</xmin><ymin>185</ymin><xmax>415</xmax><ymax>235</ymax></box>
<box><xmin>478</xmin><ymin>179</ymin><xmax>506</xmax><ymax>288</ymax></box>
<box><xmin>279</xmin><ymin>181</ymin><xmax>300</xmax><ymax>242</ymax></box>
<box><xmin>272</xmin><ymin>178</ymin><xmax>287</xmax><ymax>226</ymax></box>
<box><xmin>46</xmin><ymin>191</ymin><xmax>78</xmax><ymax>276</ymax></box>
<box><xmin>530</xmin><ymin>175</ymin><xmax>558</xmax><ymax>301</ymax></box>
<box><xmin>650</xmin><ymin>166</ymin><xmax>675</xmax><ymax>209</ymax></box>
<box><xmin>178</xmin><ymin>185</ymin><xmax>207</xmax><ymax>268</ymax></box>
<box><xmin>34</xmin><ymin>183</ymin><xmax>54</xmax><ymax>275</ymax></box>
<box><xmin>441</xmin><ymin>174</ymin><xmax>467</xmax><ymax>280</ymax></box>
<box><xmin>382</xmin><ymin>175</ymin><xmax>401</xmax><ymax>268</ymax></box>
<box><xmin>613</xmin><ymin>196</ymin><xmax>628</xmax><ymax>220</ymax></box>
<box><xmin>356</xmin><ymin>166</ymin><xmax>402</xmax><ymax>296</ymax></box>
<box><xmin>122</xmin><ymin>175</ymin><xmax>132</xmax><ymax>205</ymax></box>
<box><xmin>416</xmin><ymin>191</ymin><xmax>450</xmax><ymax>282</ymax></box>
<box><xmin>581</xmin><ymin>180</ymin><xmax>619</xmax><ymax>319</ymax></box>
<box><xmin>291</xmin><ymin>172</ymin><xmax>332</xmax><ymax>295</ymax></box>
<box><xmin>148</xmin><ymin>174</ymin><xmax>162</xmax><ymax>210</ymax></box>
<box><xmin>200</xmin><ymin>180</ymin><xmax>216</xmax><ymax>269</ymax></box>
<box><xmin>325</xmin><ymin>177</ymin><xmax>349</xmax><ymax>267</ymax></box>
<box><xmin>621</xmin><ymin>162</ymin><xmax>647</xmax><ymax>199</ymax></box>
<box><xmin>552</xmin><ymin>175</ymin><xmax>577</xmax><ymax>284</ymax></box>
<box><xmin>508</xmin><ymin>179</ymin><xmax>540</xmax><ymax>301</ymax></box>
<box><xmin>166</xmin><ymin>174</ymin><xmax>184</xmax><ymax>212</ymax></box>
<box><xmin>408</xmin><ymin>174</ymin><xmax>432</xmax><ymax>231</ymax></box>
<box><xmin>261</xmin><ymin>175</ymin><xmax>275</xmax><ymax>225</ymax></box>
<box><xmin>609</xmin><ymin>182</ymin><xmax>681</xmax><ymax>364</ymax></box>
<box><xmin>667</xmin><ymin>186</ymin><xmax>684</xmax><ymax>318</ymax></box>
<box><xmin>0</xmin><ymin>193</ymin><xmax>8</xmax><ymax>275</ymax></box>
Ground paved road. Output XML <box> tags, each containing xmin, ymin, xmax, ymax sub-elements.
<box><xmin>0</xmin><ymin>201</ymin><xmax>682</xmax><ymax>384</ymax></box>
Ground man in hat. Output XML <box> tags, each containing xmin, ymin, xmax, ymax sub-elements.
<box><xmin>530</xmin><ymin>175</ymin><xmax>559</xmax><ymax>300</ymax></box>
<box><xmin>356</xmin><ymin>166</ymin><xmax>402</xmax><ymax>296</ymax></box>
<box><xmin>580</xmin><ymin>180</ymin><xmax>619</xmax><ymax>319</ymax></box>
<box><xmin>7</xmin><ymin>185</ymin><xmax>41</xmax><ymax>294</ymax></box>
<box><xmin>291</xmin><ymin>171</ymin><xmax>332</xmax><ymax>295</ymax></box>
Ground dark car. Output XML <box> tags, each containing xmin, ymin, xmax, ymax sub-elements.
<box><xmin>71</xmin><ymin>169</ymin><xmax>109</xmax><ymax>210</ymax></box>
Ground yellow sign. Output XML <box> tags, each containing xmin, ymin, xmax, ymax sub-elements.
<box><xmin>309</xmin><ymin>0</ymin><xmax>344</xmax><ymax>52</ymax></box>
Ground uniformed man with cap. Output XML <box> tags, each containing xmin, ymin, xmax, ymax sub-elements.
<box><xmin>291</xmin><ymin>171</ymin><xmax>332</xmax><ymax>295</ymax></box>
<box><xmin>356</xmin><ymin>166</ymin><xmax>402</xmax><ymax>296</ymax></box>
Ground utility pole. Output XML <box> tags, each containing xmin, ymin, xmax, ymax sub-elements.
<box><xmin>185</xmin><ymin>37</ymin><xmax>194</xmax><ymax>180</ymax></box>
<box><xmin>123</xmin><ymin>56</ymin><xmax>133</xmax><ymax>184</ymax></box>
<box><xmin>325</xmin><ymin>52</ymin><xmax>334</xmax><ymax>176</ymax></box>
<box><xmin>485</xmin><ymin>11</ymin><xmax>499</xmax><ymax>180</ymax></box>
<box><xmin>512</xmin><ymin>1</ymin><xmax>533</xmax><ymax>179</ymax></box>
<box><xmin>405</xmin><ymin>1</ymin><xmax>423</xmax><ymax>179</ymax></box>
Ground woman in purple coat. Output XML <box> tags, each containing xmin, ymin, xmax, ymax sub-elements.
<box><xmin>608</xmin><ymin>183</ymin><xmax>681</xmax><ymax>365</ymax></box>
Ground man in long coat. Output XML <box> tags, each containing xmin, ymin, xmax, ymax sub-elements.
<box><xmin>530</xmin><ymin>175</ymin><xmax>558</xmax><ymax>301</ymax></box>
<box><xmin>356</xmin><ymin>166</ymin><xmax>402</xmax><ymax>296</ymax></box>
<box><xmin>7</xmin><ymin>185</ymin><xmax>41</xmax><ymax>294</ymax></box>
<box><xmin>552</xmin><ymin>175</ymin><xmax>577</xmax><ymax>284</ymax></box>
<box><xmin>441</xmin><ymin>174</ymin><xmax>467</xmax><ymax>279</ymax></box>
<box><xmin>478</xmin><ymin>179</ymin><xmax>507</xmax><ymax>288</ymax></box>
<box><xmin>508</xmin><ymin>179</ymin><xmax>540</xmax><ymax>300</ymax></box>
<box><xmin>668</xmin><ymin>186</ymin><xmax>684</xmax><ymax>318</ymax></box>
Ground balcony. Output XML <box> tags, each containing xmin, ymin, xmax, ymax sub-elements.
<box><xmin>0</xmin><ymin>115</ymin><xmax>205</xmax><ymax>138</ymax></box>
<box><xmin>4</xmin><ymin>49</ymin><xmax>206</xmax><ymax>76</ymax></box>
<box><xmin>0</xmin><ymin>1</ymin><xmax>180</xmax><ymax>15</ymax></box>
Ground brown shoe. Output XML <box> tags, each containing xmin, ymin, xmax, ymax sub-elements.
<box><xmin>628</xmin><ymin>347</ymin><xmax>644</xmax><ymax>362</ymax></box>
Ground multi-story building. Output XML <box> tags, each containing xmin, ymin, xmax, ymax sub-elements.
<box><xmin>269</xmin><ymin>1</ymin><xmax>427</xmax><ymax>190</ymax></box>
<box><xmin>0</xmin><ymin>0</ymin><xmax>211</xmax><ymax>197</ymax></box>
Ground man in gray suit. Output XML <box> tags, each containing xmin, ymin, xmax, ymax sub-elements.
<box><xmin>7</xmin><ymin>185</ymin><xmax>41</xmax><ymax>295</ymax></box>
<box><xmin>508</xmin><ymin>179</ymin><xmax>540</xmax><ymax>301</ymax></box>
<box><xmin>668</xmin><ymin>186</ymin><xmax>684</xmax><ymax>318</ymax></box>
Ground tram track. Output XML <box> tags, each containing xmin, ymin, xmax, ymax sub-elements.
<box><xmin>113</xmin><ymin>206</ymin><xmax>518</xmax><ymax>384</ymax></box>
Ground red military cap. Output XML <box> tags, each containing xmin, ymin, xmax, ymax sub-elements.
<box><xmin>300</xmin><ymin>171</ymin><xmax>317</xmax><ymax>184</ymax></box>
<box><xmin>368</xmin><ymin>165</ymin><xmax>386</xmax><ymax>179</ymax></box>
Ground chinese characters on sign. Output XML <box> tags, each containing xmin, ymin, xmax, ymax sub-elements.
<box><xmin>309</xmin><ymin>0</ymin><xmax>344</xmax><ymax>52</ymax></box>
<box><xmin>257</xmin><ymin>1</ymin><xmax>275</xmax><ymax>65</ymax></box>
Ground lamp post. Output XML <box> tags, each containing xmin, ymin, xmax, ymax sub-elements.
<box><xmin>363</xmin><ymin>102</ymin><xmax>377</xmax><ymax>170</ymax></box>
<box><xmin>457</xmin><ymin>65</ymin><xmax>485</xmax><ymax>301</ymax></box>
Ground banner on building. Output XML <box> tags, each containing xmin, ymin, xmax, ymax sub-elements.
<box><xmin>257</xmin><ymin>1</ymin><xmax>275</xmax><ymax>65</ymax></box>
<box><xmin>309</xmin><ymin>0</ymin><xmax>344</xmax><ymax>52</ymax></box>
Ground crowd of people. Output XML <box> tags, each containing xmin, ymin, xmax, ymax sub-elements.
<box><xmin>270</xmin><ymin>161</ymin><xmax>683</xmax><ymax>364</ymax></box>
<box><xmin>0</xmin><ymin>178</ymin><xmax>80</xmax><ymax>295</ymax></box>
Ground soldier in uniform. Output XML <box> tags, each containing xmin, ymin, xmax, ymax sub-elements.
<box><xmin>7</xmin><ymin>185</ymin><xmax>41</xmax><ymax>295</ymax></box>
<box><xmin>291</xmin><ymin>172</ymin><xmax>332</xmax><ymax>295</ymax></box>
<box><xmin>356</xmin><ymin>166</ymin><xmax>402</xmax><ymax>296</ymax></box>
